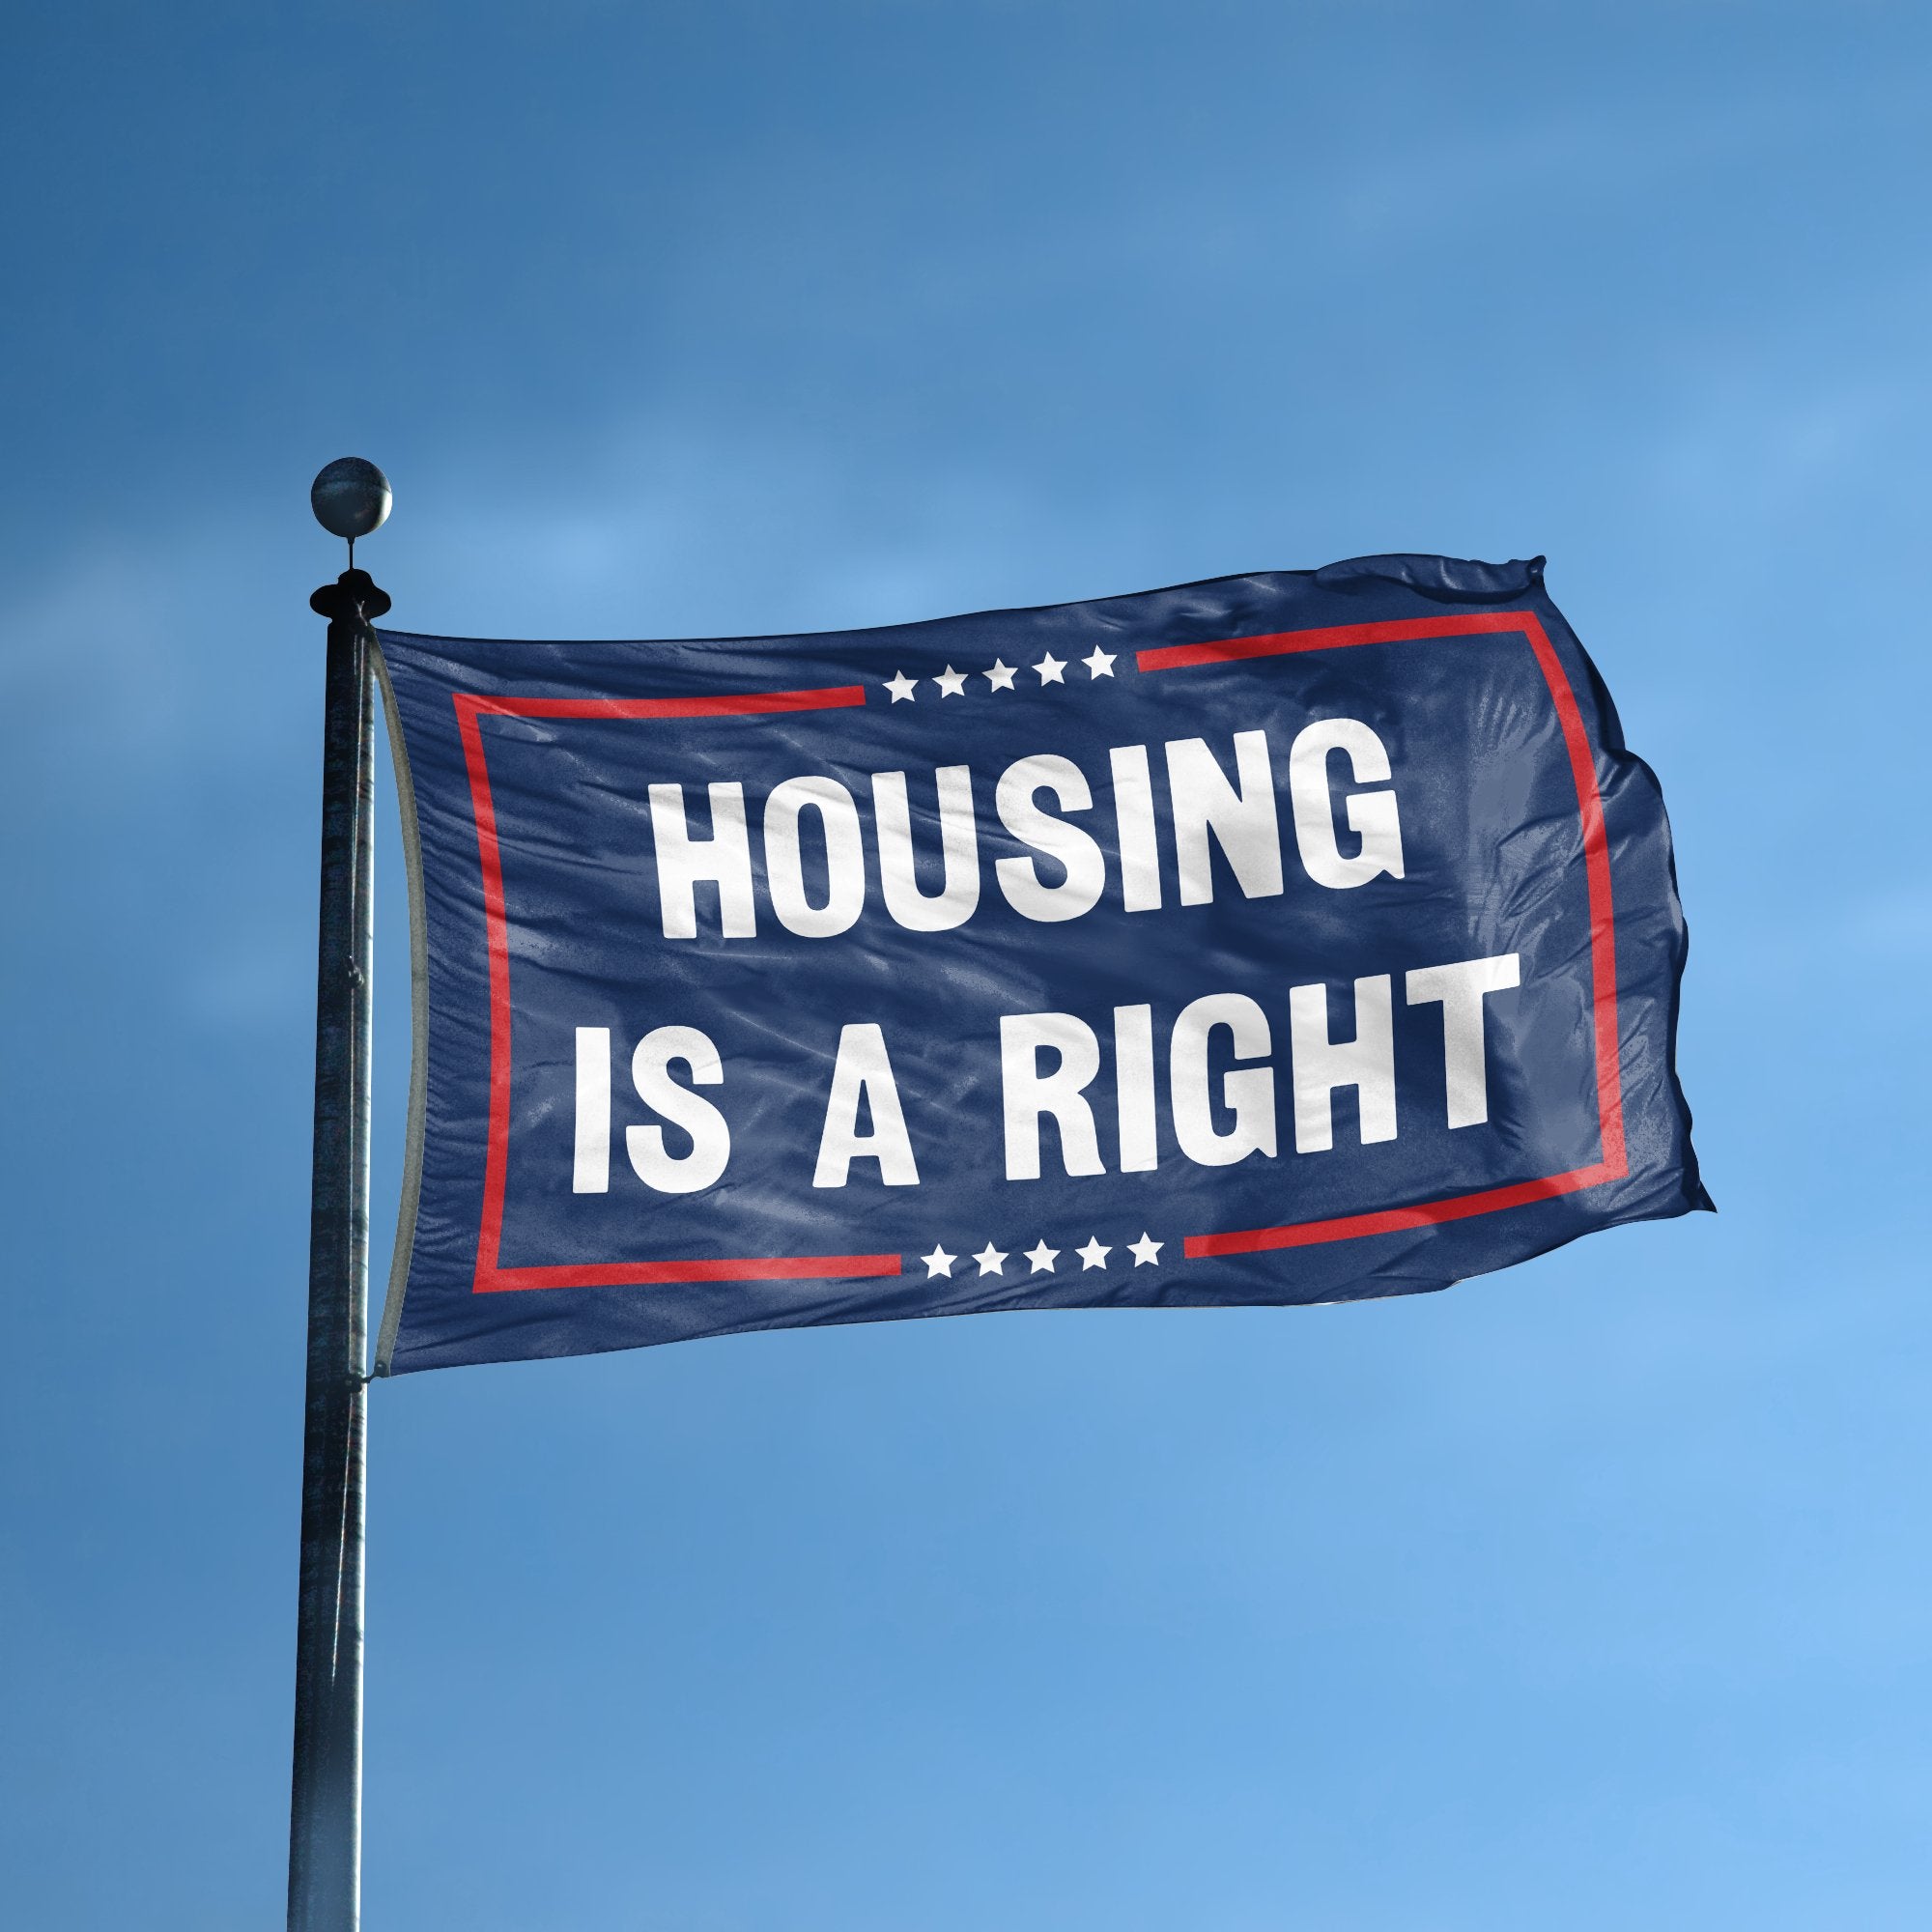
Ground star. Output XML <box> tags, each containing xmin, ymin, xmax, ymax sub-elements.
<box><xmin>982</xmin><ymin>659</ymin><xmax>1017</xmax><ymax>692</ymax></box>
<box><xmin>1082</xmin><ymin>646</ymin><xmax>1117</xmax><ymax>679</ymax></box>
<box><xmin>1033</xmin><ymin>652</ymin><xmax>1066</xmax><ymax>685</ymax></box>
<box><xmin>1023</xmin><ymin>1239</ymin><xmax>1060</xmax><ymax>1274</ymax></box>
<box><xmin>922</xmin><ymin>1245</ymin><xmax>956</xmax><ymax>1279</ymax></box>
<box><xmin>932</xmin><ymin>665</ymin><xmax>968</xmax><ymax>697</ymax></box>
<box><xmin>1128</xmin><ymin>1233</ymin><xmax>1164</xmax><ymax>1267</ymax></box>
<box><xmin>973</xmin><ymin>1242</ymin><xmax>1009</xmax><ymax>1276</ymax></box>
<box><xmin>1075</xmin><ymin>1236</ymin><xmax>1112</xmax><ymax>1270</ymax></box>
<box><xmin>884</xmin><ymin>670</ymin><xmax>918</xmax><ymax>703</ymax></box>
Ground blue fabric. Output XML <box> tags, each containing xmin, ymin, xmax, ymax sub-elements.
<box><xmin>375</xmin><ymin>554</ymin><xmax>1706</xmax><ymax>1374</ymax></box>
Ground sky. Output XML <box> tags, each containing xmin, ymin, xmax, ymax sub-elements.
<box><xmin>3</xmin><ymin>2</ymin><xmax>1929</xmax><ymax>1926</ymax></box>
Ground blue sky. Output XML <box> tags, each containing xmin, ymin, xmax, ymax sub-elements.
<box><xmin>3</xmin><ymin>3</ymin><xmax>1929</xmax><ymax>1926</ymax></box>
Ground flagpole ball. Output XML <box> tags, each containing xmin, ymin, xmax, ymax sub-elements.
<box><xmin>310</xmin><ymin>457</ymin><xmax>392</xmax><ymax>542</ymax></box>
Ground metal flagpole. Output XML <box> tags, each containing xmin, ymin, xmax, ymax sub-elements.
<box><xmin>290</xmin><ymin>460</ymin><xmax>392</xmax><ymax>1932</ymax></box>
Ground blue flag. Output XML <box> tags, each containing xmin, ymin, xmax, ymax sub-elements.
<box><xmin>371</xmin><ymin>554</ymin><xmax>1707</xmax><ymax>1375</ymax></box>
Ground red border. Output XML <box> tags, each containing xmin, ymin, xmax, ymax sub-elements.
<box><xmin>454</xmin><ymin>685</ymin><xmax>901</xmax><ymax>1293</ymax></box>
<box><xmin>1137</xmin><ymin>611</ymin><xmax>1628</xmax><ymax>1257</ymax></box>
<box><xmin>453</xmin><ymin>611</ymin><xmax>1627</xmax><ymax>1293</ymax></box>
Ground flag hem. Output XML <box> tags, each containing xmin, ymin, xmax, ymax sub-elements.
<box><xmin>371</xmin><ymin>638</ymin><xmax>431</xmax><ymax>1378</ymax></box>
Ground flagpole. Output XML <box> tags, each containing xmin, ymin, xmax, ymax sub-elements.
<box><xmin>290</xmin><ymin>462</ymin><xmax>391</xmax><ymax>1932</ymax></box>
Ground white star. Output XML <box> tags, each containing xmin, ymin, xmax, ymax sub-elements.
<box><xmin>1128</xmin><ymin>1233</ymin><xmax>1164</xmax><ymax>1267</ymax></box>
<box><xmin>1082</xmin><ymin>647</ymin><xmax>1117</xmax><ymax>679</ymax></box>
<box><xmin>1033</xmin><ymin>653</ymin><xmax>1066</xmax><ymax>685</ymax></box>
<box><xmin>922</xmin><ymin>1245</ymin><xmax>956</xmax><ymax>1279</ymax></box>
<box><xmin>1075</xmin><ymin>1236</ymin><xmax>1112</xmax><ymax>1271</ymax></box>
<box><xmin>932</xmin><ymin>665</ymin><xmax>968</xmax><ymax>697</ymax></box>
<box><xmin>973</xmin><ymin>1242</ymin><xmax>1009</xmax><ymax>1276</ymax></box>
<box><xmin>884</xmin><ymin>669</ymin><xmax>918</xmax><ymax>703</ymax></box>
<box><xmin>982</xmin><ymin>659</ymin><xmax>1017</xmax><ymax>692</ymax></box>
<box><xmin>1024</xmin><ymin>1239</ymin><xmax>1059</xmax><ymax>1274</ymax></box>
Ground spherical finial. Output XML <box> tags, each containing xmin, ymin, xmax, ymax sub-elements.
<box><xmin>310</xmin><ymin>457</ymin><xmax>392</xmax><ymax>542</ymax></box>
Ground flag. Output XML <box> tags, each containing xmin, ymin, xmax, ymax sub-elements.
<box><xmin>371</xmin><ymin>554</ymin><xmax>1707</xmax><ymax>1374</ymax></box>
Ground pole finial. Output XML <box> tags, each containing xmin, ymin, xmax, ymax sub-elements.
<box><xmin>310</xmin><ymin>458</ymin><xmax>392</xmax><ymax>567</ymax></box>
